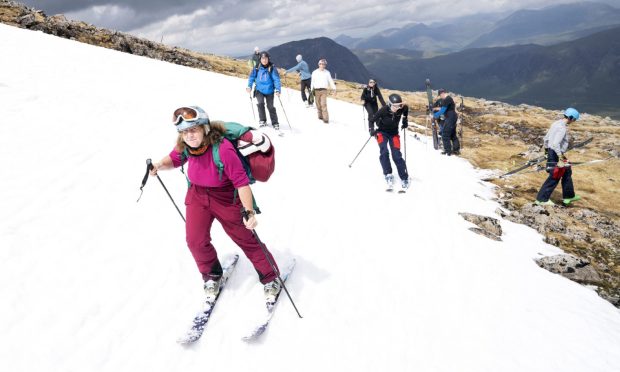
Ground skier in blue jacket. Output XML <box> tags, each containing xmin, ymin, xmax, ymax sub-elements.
<box><xmin>433</xmin><ymin>89</ymin><xmax>460</xmax><ymax>155</ymax></box>
<box><xmin>284</xmin><ymin>54</ymin><xmax>312</xmax><ymax>106</ymax></box>
<box><xmin>246</xmin><ymin>51</ymin><xmax>282</xmax><ymax>129</ymax></box>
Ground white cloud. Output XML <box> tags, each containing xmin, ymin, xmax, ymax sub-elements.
<box><xmin>54</xmin><ymin>0</ymin><xmax>603</xmax><ymax>55</ymax></box>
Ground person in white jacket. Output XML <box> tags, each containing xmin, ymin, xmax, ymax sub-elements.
<box><xmin>310</xmin><ymin>59</ymin><xmax>336</xmax><ymax>123</ymax></box>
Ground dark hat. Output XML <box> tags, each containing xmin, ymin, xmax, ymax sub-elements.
<box><xmin>437</xmin><ymin>88</ymin><xmax>446</xmax><ymax>95</ymax></box>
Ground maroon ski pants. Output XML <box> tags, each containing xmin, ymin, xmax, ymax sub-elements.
<box><xmin>184</xmin><ymin>184</ymin><xmax>278</xmax><ymax>284</ymax></box>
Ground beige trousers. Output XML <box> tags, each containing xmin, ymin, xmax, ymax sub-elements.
<box><xmin>314</xmin><ymin>89</ymin><xmax>329</xmax><ymax>122</ymax></box>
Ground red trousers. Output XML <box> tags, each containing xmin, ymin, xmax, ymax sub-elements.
<box><xmin>184</xmin><ymin>184</ymin><xmax>278</xmax><ymax>284</ymax></box>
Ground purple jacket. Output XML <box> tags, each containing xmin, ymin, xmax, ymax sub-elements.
<box><xmin>169</xmin><ymin>139</ymin><xmax>250</xmax><ymax>188</ymax></box>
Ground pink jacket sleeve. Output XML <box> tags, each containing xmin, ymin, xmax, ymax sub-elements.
<box><xmin>169</xmin><ymin>148</ymin><xmax>187</xmax><ymax>168</ymax></box>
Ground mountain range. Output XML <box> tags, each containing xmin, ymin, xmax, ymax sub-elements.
<box><xmin>336</xmin><ymin>2</ymin><xmax>620</xmax><ymax>53</ymax></box>
<box><xmin>266</xmin><ymin>37</ymin><xmax>370</xmax><ymax>84</ymax></box>
<box><xmin>362</xmin><ymin>25</ymin><xmax>620</xmax><ymax>119</ymax></box>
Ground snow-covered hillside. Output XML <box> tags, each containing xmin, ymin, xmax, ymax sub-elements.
<box><xmin>1</xmin><ymin>23</ymin><xmax>619</xmax><ymax>372</ymax></box>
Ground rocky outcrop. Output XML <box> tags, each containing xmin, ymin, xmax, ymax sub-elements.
<box><xmin>0</xmin><ymin>1</ymin><xmax>211</xmax><ymax>71</ymax></box>
<box><xmin>459</xmin><ymin>213</ymin><xmax>503</xmax><ymax>241</ymax></box>
<box><xmin>501</xmin><ymin>199</ymin><xmax>620</xmax><ymax>307</ymax></box>
<box><xmin>536</xmin><ymin>254</ymin><xmax>603</xmax><ymax>285</ymax></box>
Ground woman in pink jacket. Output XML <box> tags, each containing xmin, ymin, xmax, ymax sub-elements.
<box><xmin>150</xmin><ymin>106</ymin><xmax>280</xmax><ymax>301</ymax></box>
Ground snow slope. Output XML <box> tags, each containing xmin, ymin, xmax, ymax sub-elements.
<box><xmin>1</xmin><ymin>23</ymin><xmax>619</xmax><ymax>372</ymax></box>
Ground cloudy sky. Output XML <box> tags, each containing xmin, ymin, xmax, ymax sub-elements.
<box><xmin>19</xmin><ymin>0</ymin><xmax>620</xmax><ymax>56</ymax></box>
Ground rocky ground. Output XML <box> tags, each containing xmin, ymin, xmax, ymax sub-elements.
<box><xmin>2</xmin><ymin>0</ymin><xmax>618</xmax><ymax>307</ymax></box>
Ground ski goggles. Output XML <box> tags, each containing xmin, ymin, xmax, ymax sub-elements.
<box><xmin>172</xmin><ymin>106</ymin><xmax>210</xmax><ymax>132</ymax></box>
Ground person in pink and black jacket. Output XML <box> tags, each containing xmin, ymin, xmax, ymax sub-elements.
<box><xmin>150</xmin><ymin>106</ymin><xmax>281</xmax><ymax>301</ymax></box>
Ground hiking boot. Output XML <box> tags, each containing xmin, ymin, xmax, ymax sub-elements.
<box><xmin>401</xmin><ymin>178</ymin><xmax>410</xmax><ymax>190</ymax></box>
<box><xmin>259</xmin><ymin>121</ymin><xmax>267</xmax><ymax>127</ymax></box>
<box><xmin>273</xmin><ymin>123</ymin><xmax>280</xmax><ymax>130</ymax></box>
<box><xmin>304</xmin><ymin>101</ymin><xmax>311</xmax><ymax>107</ymax></box>
<box><xmin>441</xmin><ymin>151</ymin><xmax>451</xmax><ymax>156</ymax></box>
<box><xmin>203</xmin><ymin>279</ymin><xmax>221</xmax><ymax>301</ymax></box>
<box><xmin>452</xmin><ymin>150</ymin><xmax>461</xmax><ymax>155</ymax></box>
<box><xmin>563</xmin><ymin>195</ymin><xmax>581</xmax><ymax>206</ymax></box>
<box><xmin>264</xmin><ymin>280</ymin><xmax>281</xmax><ymax>302</ymax></box>
<box><xmin>323</xmin><ymin>120</ymin><xmax>329</xmax><ymax>124</ymax></box>
<box><xmin>535</xmin><ymin>199</ymin><xmax>555</xmax><ymax>206</ymax></box>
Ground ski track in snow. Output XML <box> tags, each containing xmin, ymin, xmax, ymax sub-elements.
<box><xmin>1</xmin><ymin>24</ymin><xmax>620</xmax><ymax>372</ymax></box>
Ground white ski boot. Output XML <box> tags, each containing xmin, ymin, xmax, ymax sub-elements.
<box><xmin>385</xmin><ymin>174</ymin><xmax>394</xmax><ymax>192</ymax></box>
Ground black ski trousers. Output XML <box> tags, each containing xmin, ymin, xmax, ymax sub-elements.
<box><xmin>364</xmin><ymin>102</ymin><xmax>379</xmax><ymax>126</ymax></box>
<box><xmin>300</xmin><ymin>78</ymin><xmax>311</xmax><ymax>102</ymax></box>
<box><xmin>256</xmin><ymin>91</ymin><xmax>279</xmax><ymax>125</ymax></box>
<box><xmin>441</xmin><ymin>111</ymin><xmax>460</xmax><ymax>153</ymax></box>
<box><xmin>536</xmin><ymin>149</ymin><xmax>575</xmax><ymax>202</ymax></box>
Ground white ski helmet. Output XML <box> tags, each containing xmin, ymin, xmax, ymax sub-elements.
<box><xmin>172</xmin><ymin>106</ymin><xmax>210</xmax><ymax>132</ymax></box>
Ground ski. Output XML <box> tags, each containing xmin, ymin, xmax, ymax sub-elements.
<box><xmin>492</xmin><ymin>137</ymin><xmax>594</xmax><ymax>180</ymax></box>
<box><xmin>425</xmin><ymin>79</ymin><xmax>440</xmax><ymax>150</ymax></box>
<box><xmin>177</xmin><ymin>254</ymin><xmax>240</xmax><ymax>345</ymax></box>
<box><xmin>242</xmin><ymin>259</ymin><xmax>296</xmax><ymax>342</ymax></box>
<box><xmin>259</xmin><ymin>125</ymin><xmax>284</xmax><ymax>137</ymax></box>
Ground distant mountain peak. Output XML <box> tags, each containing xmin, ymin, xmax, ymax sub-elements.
<box><xmin>267</xmin><ymin>37</ymin><xmax>370</xmax><ymax>83</ymax></box>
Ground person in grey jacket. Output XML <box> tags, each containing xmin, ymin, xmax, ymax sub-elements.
<box><xmin>535</xmin><ymin>108</ymin><xmax>581</xmax><ymax>206</ymax></box>
<box><xmin>284</xmin><ymin>54</ymin><xmax>312</xmax><ymax>106</ymax></box>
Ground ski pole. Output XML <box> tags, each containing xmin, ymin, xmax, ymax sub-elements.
<box><xmin>277</xmin><ymin>95</ymin><xmax>293</xmax><ymax>130</ymax></box>
<box><xmin>362</xmin><ymin>105</ymin><xmax>366</xmax><ymax>131</ymax></box>
<box><xmin>244</xmin><ymin>214</ymin><xmax>303</xmax><ymax>318</ymax></box>
<box><xmin>249</xmin><ymin>92</ymin><xmax>256</xmax><ymax>121</ymax></box>
<box><xmin>142</xmin><ymin>159</ymin><xmax>186</xmax><ymax>222</ymax></box>
<box><xmin>284</xmin><ymin>75</ymin><xmax>290</xmax><ymax>100</ymax></box>
<box><xmin>348</xmin><ymin>135</ymin><xmax>373</xmax><ymax>168</ymax></box>
<box><xmin>403</xmin><ymin>127</ymin><xmax>407</xmax><ymax>162</ymax></box>
<box><xmin>137</xmin><ymin>158</ymin><xmax>151</xmax><ymax>202</ymax></box>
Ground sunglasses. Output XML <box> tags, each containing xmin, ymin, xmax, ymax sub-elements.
<box><xmin>172</xmin><ymin>107</ymin><xmax>200</xmax><ymax>125</ymax></box>
<box><xmin>390</xmin><ymin>103</ymin><xmax>403</xmax><ymax>108</ymax></box>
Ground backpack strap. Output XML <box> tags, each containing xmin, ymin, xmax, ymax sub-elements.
<box><xmin>212</xmin><ymin>140</ymin><xmax>225</xmax><ymax>181</ymax></box>
<box><xmin>180</xmin><ymin>148</ymin><xmax>191</xmax><ymax>188</ymax></box>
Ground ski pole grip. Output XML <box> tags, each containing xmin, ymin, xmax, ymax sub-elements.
<box><xmin>146</xmin><ymin>158</ymin><xmax>153</xmax><ymax>170</ymax></box>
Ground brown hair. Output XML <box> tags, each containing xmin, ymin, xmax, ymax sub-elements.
<box><xmin>174</xmin><ymin>121</ymin><xmax>227</xmax><ymax>153</ymax></box>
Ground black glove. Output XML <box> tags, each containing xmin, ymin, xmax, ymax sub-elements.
<box><xmin>401</xmin><ymin>123</ymin><xmax>408</xmax><ymax>129</ymax></box>
<box><xmin>369</xmin><ymin>128</ymin><xmax>376</xmax><ymax>137</ymax></box>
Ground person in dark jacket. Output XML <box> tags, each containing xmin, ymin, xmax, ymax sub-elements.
<box><xmin>369</xmin><ymin>93</ymin><xmax>410</xmax><ymax>190</ymax></box>
<box><xmin>249</xmin><ymin>46</ymin><xmax>260</xmax><ymax>70</ymax></box>
<box><xmin>433</xmin><ymin>89</ymin><xmax>460</xmax><ymax>155</ymax></box>
<box><xmin>246</xmin><ymin>51</ymin><xmax>281</xmax><ymax>130</ymax></box>
<box><xmin>433</xmin><ymin>97</ymin><xmax>444</xmax><ymax>137</ymax></box>
<box><xmin>360</xmin><ymin>79</ymin><xmax>386</xmax><ymax>126</ymax></box>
